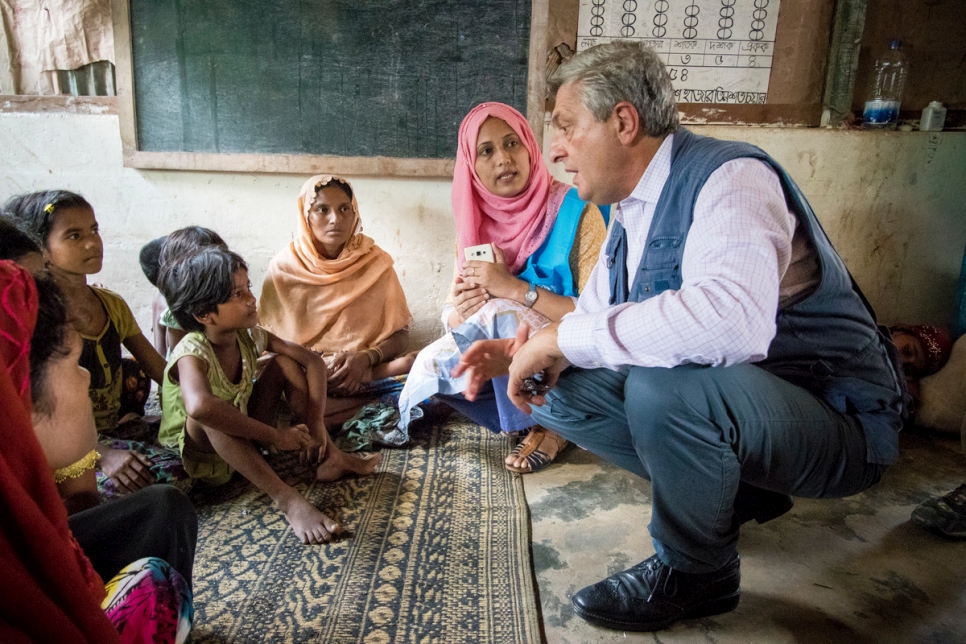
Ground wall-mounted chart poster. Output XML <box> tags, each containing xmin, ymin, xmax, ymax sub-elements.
<box><xmin>577</xmin><ymin>0</ymin><xmax>782</xmax><ymax>104</ymax></box>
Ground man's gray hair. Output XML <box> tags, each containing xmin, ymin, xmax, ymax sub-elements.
<box><xmin>549</xmin><ymin>41</ymin><xmax>679</xmax><ymax>138</ymax></box>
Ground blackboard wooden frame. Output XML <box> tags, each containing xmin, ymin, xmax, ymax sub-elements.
<box><xmin>112</xmin><ymin>0</ymin><xmax>549</xmax><ymax>177</ymax></box>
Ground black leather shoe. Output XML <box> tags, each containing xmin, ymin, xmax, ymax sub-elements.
<box><xmin>571</xmin><ymin>554</ymin><xmax>740</xmax><ymax>632</ymax></box>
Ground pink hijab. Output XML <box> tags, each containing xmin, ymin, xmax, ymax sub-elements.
<box><xmin>453</xmin><ymin>102</ymin><xmax>561</xmax><ymax>274</ymax></box>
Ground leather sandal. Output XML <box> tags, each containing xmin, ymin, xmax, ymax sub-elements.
<box><xmin>505</xmin><ymin>427</ymin><xmax>568</xmax><ymax>474</ymax></box>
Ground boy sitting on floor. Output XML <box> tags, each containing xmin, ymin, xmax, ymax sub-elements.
<box><xmin>157</xmin><ymin>246</ymin><xmax>380</xmax><ymax>544</ymax></box>
<box><xmin>139</xmin><ymin>234</ymin><xmax>170</xmax><ymax>356</ymax></box>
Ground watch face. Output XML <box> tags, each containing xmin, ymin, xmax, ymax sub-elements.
<box><xmin>526</xmin><ymin>286</ymin><xmax>537</xmax><ymax>306</ymax></box>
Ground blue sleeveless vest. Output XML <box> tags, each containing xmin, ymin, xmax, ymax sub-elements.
<box><xmin>605</xmin><ymin>129</ymin><xmax>905</xmax><ymax>465</ymax></box>
<box><xmin>517</xmin><ymin>187</ymin><xmax>610</xmax><ymax>296</ymax></box>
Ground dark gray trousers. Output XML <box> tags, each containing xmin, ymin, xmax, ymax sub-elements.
<box><xmin>529</xmin><ymin>363</ymin><xmax>884</xmax><ymax>573</ymax></box>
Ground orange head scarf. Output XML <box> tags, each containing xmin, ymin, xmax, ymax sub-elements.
<box><xmin>0</xmin><ymin>260</ymin><xmax>118</xmax><ymax>643</ymax></box>
<box><xmin>259</xmin><ymin>176</ymin><xmax>412</xmax><ymax>353</ymax></box>
<box><xmin>452</xmin><ymin>102</ymin><xmax>566</xmax><ymax>274</ymax></box>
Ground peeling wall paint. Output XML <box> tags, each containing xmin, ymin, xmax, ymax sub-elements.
<box><xmin>1</xmin><ymin>112</ymin><xmax>964</xmax><ymax>349</ymax></box>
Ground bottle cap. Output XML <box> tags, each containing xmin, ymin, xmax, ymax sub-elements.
<box><xmin>929</xmin><ymin>101</ymin><xmax>944</xmax><ymax>109</ymax></box>
<box><xmin>889</xmin><ymin>39</ymin><xmax>902</xmax><ymax>49</ymax></box>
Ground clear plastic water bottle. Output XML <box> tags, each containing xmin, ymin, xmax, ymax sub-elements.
<box><xmin>863</xmin><ymin>40</ymin><xmax>908</xmax><ymax>130</ymax></box>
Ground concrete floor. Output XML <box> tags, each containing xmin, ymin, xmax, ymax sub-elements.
<box><xmin>524</xmin><ymin>430</ymin><xmax>966</xmax><ymax>643</ymax></box>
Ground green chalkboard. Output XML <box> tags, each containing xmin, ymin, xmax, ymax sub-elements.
<box><xmin>128</xmin><ymin>0</ymin><xmax>531</xmax><ymax>160</ymax></box>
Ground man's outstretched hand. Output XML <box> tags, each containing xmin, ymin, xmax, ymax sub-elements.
<box><xmin>453</xmin><ymin>322</ymin><xmax>530</xmax><ymax>400</ymax></box>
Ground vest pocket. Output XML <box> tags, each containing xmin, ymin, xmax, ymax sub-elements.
<box><xmin>643</xmin><ymin>236</ymin><xmax>683</xmax><ymax>269</ymax></box>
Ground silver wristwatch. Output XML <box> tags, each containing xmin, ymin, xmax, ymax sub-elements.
<box><xmin>524</xmin><ymin>283</ymin><xmax>538</xmax><ymax>308</ymax></box>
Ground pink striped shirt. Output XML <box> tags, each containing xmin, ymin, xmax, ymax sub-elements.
<box><xmin>558</xmin><ymin>133</ymin><xmax>798</xmax><ymax>370</ymax></box>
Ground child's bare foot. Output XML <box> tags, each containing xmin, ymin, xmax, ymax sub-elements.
<box><xmin>276</xmin><ymin>491</ymin><xmax>340</xmax><ymax>544</ymax></box>
<box><xmin>316</xmin><ymin>448</ymin><xmax>383</xmax><ymax>482</ymax></box>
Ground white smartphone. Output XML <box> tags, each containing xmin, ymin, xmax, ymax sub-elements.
<box><xmin>464</xmin><ymin>243</ymin><xmax>495</xmax><ymax>263</ymax></box>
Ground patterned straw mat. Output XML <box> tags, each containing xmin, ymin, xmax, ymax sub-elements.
<box><xmin>187</xmin><ymin>416</ymin><xmax>541</xmax><ymax>643</ymax></box>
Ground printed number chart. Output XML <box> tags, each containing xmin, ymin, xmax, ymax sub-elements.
<box><xmin>577</xmin><ymin>0</ymin><xmax>782</xmax><ymax>104</ymax></box>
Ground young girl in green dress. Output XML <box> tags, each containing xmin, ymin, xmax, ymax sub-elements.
<box><xmin>158</xmin><ymin>246</ymin><xmax>380</xmax><ymax>544</ymax></box>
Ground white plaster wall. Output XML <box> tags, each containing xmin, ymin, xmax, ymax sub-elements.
<box><xmin>2</xmin><ymin>111</ymin><xmax>965</xmax><ymax>349</ymax></box>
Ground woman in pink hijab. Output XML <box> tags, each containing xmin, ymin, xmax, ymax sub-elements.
<box><xmin>398</xmin><ymin>102</ymin><xmax>609</xmax><ymax>473</ymax></box>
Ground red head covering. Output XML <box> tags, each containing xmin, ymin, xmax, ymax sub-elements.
<box><xmin>452</xmin><ymin>102</ymin><xmax>563</xmax><ymax>274</ymax></box>
<box><xmin>0</xmin><ymin>261</ymin><xmax>37</xmax><ymax>407</ymax></box>
<box><xmin>0</xmin><ymin>260</ymin><xmax>119</xmax><ymax>643</ymax></box>
<box><xmin>891</xmin><ymin>324</ymin><xmax>954</xmax><ymax>376</ymax></box>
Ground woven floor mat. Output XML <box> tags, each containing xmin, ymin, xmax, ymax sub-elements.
<box><xmin>187</xmin><ymin>417</ymin><xmax>541</xmax><ymax>643</ymax></box>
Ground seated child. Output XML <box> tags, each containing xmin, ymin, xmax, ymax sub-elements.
<box><xmin>0</xmin><ymin>259</ymin><xmax>195</xmax><ymax>642</ymax></box>
<box><xmin>888</xmin><ymin>323</ymin><xmax>953</xmax><ymax>413</ymax></box>
<box><xmin>140</xmin><ymin>226</ymin><xmax>228</xmax><ymax>356</ymax></box>
<box><xmin>139</xmin><ymin>235</ymin><xmax>171</xmax><ymax>355</ymax></box>
<box><xmin>157</xmin><ymin>246</ymin><xmax>381</xmax><ymax>544</ymax></box>
<box><xmin>5</xmin><ymin>190</ymin><xmax>174</xmax><ymax>495</ymax></box>
<box><xmin>0</xmin><ymin>214</ymin><xmax>47</xmax><ymax>272</ymax></box>
<box><xmin>886</xmin><ymin>324</ymin><xmax>965</xmax><ymax>539</ymax></box>
<box><xmin>889</xmin><ymin>324</ymin><xmax>966</xmax><ymax>540</ymax></box>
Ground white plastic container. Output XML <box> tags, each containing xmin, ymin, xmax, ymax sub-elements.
<box><xmin>920</xmin><ymin>101</ymin><xmax>947</xmax><ymax>132</ymax></box>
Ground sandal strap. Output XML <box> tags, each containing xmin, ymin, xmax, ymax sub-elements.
<box><xmin>510</xmin><ymin>427</ymin><xmax>547</xmax><ymax>459</ymax></box>
<box><xmin>524</xmin><ymin>448</ymin><xmax>553</xmax><ymax>471</ymax></box>
<box><xmin>506</xmin><ymin>429</ymin><xmax>569</xmax><ymax>474</ymax></box>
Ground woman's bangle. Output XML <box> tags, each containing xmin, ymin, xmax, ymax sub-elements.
<box><xmin>53</xmin><ymin>449</ymin><xmax>100</xmax><ymax>484</ymax></box>
<box><xmin>365</xmin><ymin>347</ymin><xmax>384</xmax><ymax>367</ymax></box>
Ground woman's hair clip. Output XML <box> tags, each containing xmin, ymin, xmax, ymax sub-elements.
<box><xmin>43</xmin><ymin>203</ymin><xmax>55</xmax><ymax>215</ymax></box>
